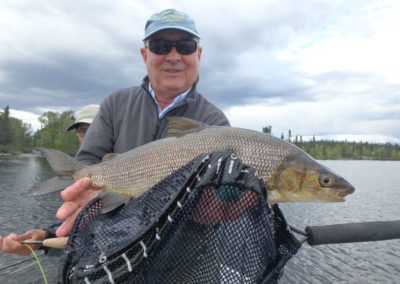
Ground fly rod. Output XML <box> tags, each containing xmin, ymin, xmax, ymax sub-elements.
<box><xmin>20</xmin><ymin>237</ymin><xmax>68</xmax><ymax>249</ymax></box>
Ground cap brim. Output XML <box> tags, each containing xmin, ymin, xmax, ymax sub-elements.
<box><xmin>66</xmin><ymin>119</ymin><xmax>92</xmax><ymax>131</ymax></box>
<box><xmin>143</xmin><ymin>26</ymin><xmax>200</xmax><ymax>40</ymax></box>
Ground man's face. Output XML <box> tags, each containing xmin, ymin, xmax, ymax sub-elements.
<box><xmin>141</xmin><ymin>29</ymin><xmax>202</xmax><ymax>98</ymax></box>
<box><xmin>75</xmin><ymin>123</ymin><xmax>90</xmax><ymax>144</ymax></box>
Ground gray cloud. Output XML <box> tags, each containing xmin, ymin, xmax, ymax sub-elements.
<box><xmin>1</xmin><ymin>0</ymin><xmax>399</xmax><ymax>142</ymax></box>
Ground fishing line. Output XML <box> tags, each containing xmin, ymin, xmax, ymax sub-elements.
<box><xmin>0</xmin><ymin>259</ymin><xmax>37</xmax><ymax>277</ymax></box>
<box><xmin>0</xmin><ymin>254</ymin><xmax>44</xmax><ymax>272</ymax></box>
<box><xmin>22</xmin><ymin>244</ymin><xmax>48</xmax><ymax>284</ymax></box>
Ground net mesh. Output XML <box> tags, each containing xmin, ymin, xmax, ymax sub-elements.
<box><xmin>58</xmin><ymin>151</ymin><xmax>300</xmax><ymax>283</ymax></box>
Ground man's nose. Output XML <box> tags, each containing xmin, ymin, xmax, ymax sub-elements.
<box><xmin>165</xmin><ymin>47</ymin><xmax>181</xmax><ymax>61</ymax></box>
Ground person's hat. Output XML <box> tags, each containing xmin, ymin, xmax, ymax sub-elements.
<box><xmin>143</xmin><ymin>9</ymin><xmax>200</xmax><ymax>40</ymax></box>
<box><xmin>67</xmin><ymin>104</ymin><xmax>100</xmax><ymax>131</ymax></box>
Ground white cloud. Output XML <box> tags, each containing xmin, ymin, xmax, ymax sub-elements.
<box><xmin>224</xmin><ymin>94</ymin><xmax>400</xmax><ymax>142</ymax></box>
<box><xmin>10</xmin><ymin>109</ymin><xmax>40</xmax><ymax>131</ymax></box>
<box><xmin>277</xmin><ymin>1</ymin><xmax>400</xmax><ymax>82</ymax></box>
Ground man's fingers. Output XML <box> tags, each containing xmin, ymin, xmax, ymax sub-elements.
<box><xmin>2</xmin><ymin>237</ymin><xmax>19</xmax><ymax>251</ymax></box>
<box><xmin>55</xmin><ymin>222</ymin><xmax>70</xmax><ymax>237</ymax></box>
<box><xmin>56</xmin><ymin>204</ymin><xmax>83</xmax><ymax>237</ymax></box>
<box><xmin>56</xmin><ymin>178</ymin><xmax>102</xmax><ymax>237</ymax></box>
<box><xmin>7</xmin><ymin>233</ymin><xmax>19</xmax><ymax>240</ymax></box>
<box><xmin>60</xmin><ymin>178</ymin><xmax>93</xmax><ymax>201</ymax></box>
<box><xmin>1</xmin><ymin>235</ymin><xmax>31</xmax><ymax>255</ymax></box>
<box><xmin>56</xmin><ymin>201</ymin><xmax>79</xmax><ymax>220</ymax></box>
<box><xmin>56</xmin><ymin>215</ymin><xmax>77</xmax><ymax>237</ymax></box>
<box><xmin>20</xmin><ymin>229</ymin><xmax>46</xmax><ymax>241</ymax></box>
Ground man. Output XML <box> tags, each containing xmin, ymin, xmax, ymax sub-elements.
<box><xmin>0</xmin><ymin>9</ymin><xmax>229</xmax><ymax>255</ymax></box>
<box><xmin>67</xmin><ymin>104</ymin><xmax>100</xmax><ymax>144</ymax></box>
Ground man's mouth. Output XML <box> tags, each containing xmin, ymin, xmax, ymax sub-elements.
<box><xmin>164</xmin><ymin>69</ymin><xmax>183</xmax><ymax>73</ymax></box>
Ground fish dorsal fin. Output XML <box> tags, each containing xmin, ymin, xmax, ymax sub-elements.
<box><xmin>102</xmin><ymin>153</ymin><xmax>121</xmax><ymax>162</ymax></box>
<box><xmin>167</xmin><ymin>117</ymin><xmax>207</xmax><ymax>137</ymax></box>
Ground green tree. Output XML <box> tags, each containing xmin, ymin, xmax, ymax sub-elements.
<box><xmin>34</xmin><ymin>111</ymin><xmax>80</xmax><ymax>155</ymax></box>
<box><xmin>0</xmin><ymin>105</ymin><xmax>12</xmax><ymax>146</ymax></box>
<box><xmin>0</xmin><ymin>105</ymin><xmax>33</xmax><ymax>153</ymax></box>
<box><xmin>262</xmin><ymin>125</ymin><xmax>272</xmax><ymax>134</ymax></box>
<box><xmin>262</xmin><ymin>125</ymin><xmax>400</xmax><ymax>160</ymax></box>
<box><xmin>9</xmin><ymin>117</ymin><xmax>33</xmax><ymax>151</ymax></box>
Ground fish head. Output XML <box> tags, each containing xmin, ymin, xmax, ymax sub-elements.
<box><xmin>266</xmin><ymin>151</ymin><xmax>355</xmax><ymax>203</ymax></box>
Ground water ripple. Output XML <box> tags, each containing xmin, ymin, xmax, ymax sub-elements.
<box><xmin>1</xmin><ymin>156</ymin><xmax>399</xmax><ymax>283</ymax></box>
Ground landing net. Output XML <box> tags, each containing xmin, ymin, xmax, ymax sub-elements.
<box><xmin>58</xmin><ymin>151</ymin><xmax>300</xmax><ymax>283</ymax></box>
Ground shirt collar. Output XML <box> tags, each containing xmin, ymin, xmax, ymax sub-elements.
<box><xmin>148</xmin><ymin>83</ymin><xmax>191</xmax><ymax>118</ymax></box>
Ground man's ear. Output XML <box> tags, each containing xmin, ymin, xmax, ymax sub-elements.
<box><xmin>140</xmin><ymin>47</ymin><xmax>147</xmax><ymax>62</ymax></box>
<box><xmin>197</xmin><ymin>46</ymin><xmax>202</xmax><ymax>60</ymax></box>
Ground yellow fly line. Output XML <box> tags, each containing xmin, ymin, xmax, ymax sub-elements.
<box><xmin>22</xmin><ymin>244</ymin><xmax>48</xmax><ymax>284</ymax></box>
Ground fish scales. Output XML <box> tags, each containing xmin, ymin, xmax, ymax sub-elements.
<box><xmin>76</xmin><ymin>127</ymin><xmax>293</xmax><ymax>198</ymax></box>
<box><xmin>30</xmin><ymin>117</ymin><xmax>355</xmax><ymax>203</ymax></box>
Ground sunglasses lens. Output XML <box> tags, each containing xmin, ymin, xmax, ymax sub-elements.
<box><xmin>149</xmin><ymin>40</ymin><xmax>197</xmax><ymax>55</ymax></box>
<box><xmin>149</xmin><ymin>40</ymin><xmax>172</xmax><ymax>55</ymax></box>
<box><xmin>176</xmin><ymin>40</ymin><xmax>197</xmax><ymax>55</ymax></box>
<box><xmin>76</xmin><ymin>127</ymin><xmax>88</xmax><ymax>136</ymax></box>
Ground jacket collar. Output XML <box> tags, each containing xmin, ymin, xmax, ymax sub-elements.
<box><xmin>141</xmin><ymin>76</ymin><xmax>198</xmax><ymax>100</ymax></box>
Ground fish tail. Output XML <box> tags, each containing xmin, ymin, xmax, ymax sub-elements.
<box><xmin>24</xmin><ymin>176</ymin><xmax>75</xmax><ymax>196</ymax></box>
<box><xmin>25</xmin><ymin>147</ymin><xmax>85</xmax><ymax>196</ymax></box>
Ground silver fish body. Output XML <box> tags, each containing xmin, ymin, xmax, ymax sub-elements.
<box><xmin>30</xmin><ymin>117</ymin><xmax>355</xmax><ymax>203</ymax></box>
<box><xmin>76</xmin><ymin>118</ymin><xmax>354</xmax><ymax>203</ymax></box>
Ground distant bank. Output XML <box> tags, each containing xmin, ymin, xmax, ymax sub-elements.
<box><xmin>2</xmin><ymin>105</ymin><xmax>400</xmax><ymax>160</ymax></box>
<box><xmin>293</xmin><ymin>140</ymin><xmax>400</xmax><ymax>160</ymax></box>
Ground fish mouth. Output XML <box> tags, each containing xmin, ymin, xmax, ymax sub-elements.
<box><xmin>332</xmin><ymin>185</ymin><xmax>355</xmax><ymax>202</ymax></box>
<box><xmin>333</xmin><ymin>195</ymin><xmax>345</xmax><ymax>202</ymax></box>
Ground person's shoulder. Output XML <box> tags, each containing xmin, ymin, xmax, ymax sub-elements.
<box><xmin>189</xmin><ymin>89</ymin><xmax>212</xmax><ymax>104</ymax></box>
<box><xmin>187</xmin><ymin>90</ymin><xmax>230</xmax><ymax>126</ymax></box>
<box><xmin>102</xmin><ymin>86</ymin><xmax>147</xmax><ymax>104</ymax></box>
<box><xmin>109</xmin><ymin>86</ymin><xmax>144</xmax><ymax>98</ymax></box>
<box><xmin>191</xmin><ymin>91</ymin><xmax>221</xmax><ymax>110</ymax></box>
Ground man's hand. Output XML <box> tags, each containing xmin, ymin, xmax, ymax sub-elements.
<box><xmin>0</xmin><ymin>229</ymin><xmax>46</xmax><ymax>255</ymax></box>
<box><xmin>55</xmin><ymin>178</ymin><xmax>102</xmax><ymax>237</ymax></box>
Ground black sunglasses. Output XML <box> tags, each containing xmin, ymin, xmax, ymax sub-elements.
<box><xmin>147</xmin><ymin>39</ymin><xmax>198</xmax><ymax>55</ymax></box>
<box><xmin>76</xmin><ymin>127</ymin><xmax>88</xmax><ymax>136</ymax></box>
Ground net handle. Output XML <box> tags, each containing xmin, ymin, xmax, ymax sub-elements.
<box><xmin>305</xmin><ymin>220</ymin><xmax>400</xmax><ymax>246</ymax></box>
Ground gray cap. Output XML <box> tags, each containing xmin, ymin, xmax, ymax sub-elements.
<box><xmin>67</xmin><ymin>104</ymin><xmax>100</xmax><ymax>131</ymax></box>
<box><xmin>143</xmin><ymin>9</ymin><xmax>200</xmax><ymax>40</ymax></box>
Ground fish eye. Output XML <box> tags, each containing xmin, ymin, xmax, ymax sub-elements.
<box><xmin>319</xmin><ymin>174</ymin><xmax>334</xmax><ymax>187</ymax></box>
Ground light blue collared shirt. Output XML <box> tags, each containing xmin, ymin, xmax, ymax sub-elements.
<box><xmin>148</xmin><ymin>84</ymin><xmax>191</xmax><ymax>118</ymax></box>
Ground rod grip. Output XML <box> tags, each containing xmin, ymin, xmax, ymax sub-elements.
<box><xmin>305</xmin><ymin>220</ymin><xmax>400</xmax><ymax>246</ymax></box>
<box><xmin>42</xmin><ymin>237</ymin><xmax>69</xmax><ymax>249</ymax></box>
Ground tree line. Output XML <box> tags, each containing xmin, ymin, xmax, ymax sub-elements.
<box><xmin>263</xmin><ymin>126</ymin><xmax>400</xmax><ymax>160</ymax></box>
<box><xmin>1</xmin><ymin>105</ymin><xmax>400</xmax><ymax>160</ymax></box>
<box><xmin>0</xmin><ymin>106</ymin><xmax>80</xmax><ymax>155</ymax></box>
<box><xmin>0</xmin><ymin>106</ymin><xmax>33</xmax><ymax>154</ymax></box>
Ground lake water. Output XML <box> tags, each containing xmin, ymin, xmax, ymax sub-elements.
<box><xmin>280</xmin><ymin>160</ymin><xmax>400</xmax><ymax>284</ymax></box>
<box><xmin>0</xmin><ymin>155</ymin><xmax>399</xmax><ymax>283</ymax></box>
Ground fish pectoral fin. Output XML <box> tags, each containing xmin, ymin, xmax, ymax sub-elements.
<box><xmin>99</xmin><ymin>191</ymin><xmax>131</xmax><ymax>213</ymax></box>
<box><xmin>167</xmin><ymin>117</ymin><xmax>208</xmax><ymax>137</ymax></box>
<box><xmin>24</xmin><ymin>176</ymin><xmax>75</xmax><ymax>196</ymax></box>
<box><xmin>102</xmin><ymin>153</ymin><xmax>121</xmax><ymax>162</ymax></box>
<box><xmin>266</xmin><ymin>189</ymin><xmax>282</xmax><ymax>203</ymax></box>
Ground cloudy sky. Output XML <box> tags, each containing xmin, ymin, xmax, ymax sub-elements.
<box><xmin>1</xmin><ymin>0</ymin><xmax>399</xmax><ymax>143</ymax></box>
